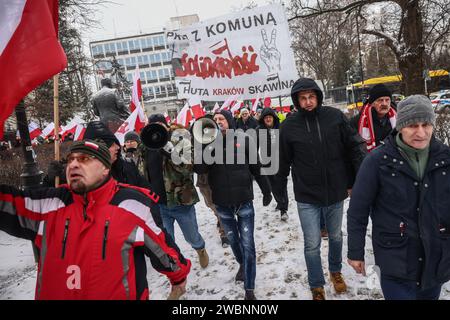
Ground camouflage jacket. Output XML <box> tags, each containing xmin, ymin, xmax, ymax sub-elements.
<box><xmin>137</xmin><ymin>124</ymin><xmax>199</xmax><ymax>208</ymax></box>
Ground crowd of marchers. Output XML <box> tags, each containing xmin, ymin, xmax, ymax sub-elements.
<box><xmin>1</xmin><ymin>76</ymin><xmax>449</xmax><ymax>301</ymax></box>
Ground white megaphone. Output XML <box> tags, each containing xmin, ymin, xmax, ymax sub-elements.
<box><xmin>191</xmin><ymin>116</ymin><xmax>219</xmax><ymax>145</ymax></box>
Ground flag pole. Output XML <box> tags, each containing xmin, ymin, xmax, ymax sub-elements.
<box><xmin>141</xmin><ymin>95</ymin><xmax>147</xmax><ymax>117</ymax></box>
<box><xmin>53</xmin><ymin>74</ymin><xmax>60</xmax><ymax>187</ymax></box>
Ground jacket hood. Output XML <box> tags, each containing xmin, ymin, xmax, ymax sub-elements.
<box><xmin>84</xmin><ymin>121</ymin><xmax>120</xmax><ymax>147</ymax></box>
<box><xmin>215</xmin><ymin>110</ymin><xmax>236</xmax><ymax>129</ymax></box>
<box><xmin>258</xmin><ymin>108</ymin><xmax>280</xmax><ymax>128</ymax></box>
<box><xmin>290</xmin><ymin>78</ymin><xmax>324</xmax><ymax>111</ymax></box>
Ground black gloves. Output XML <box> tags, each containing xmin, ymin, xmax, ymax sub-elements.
<box><xmin>263</xmin><ymin>193</ymin><xmax>272</xmax><ymax>206</ymax></box>
<box><xmin>47</xmin><ymin>160</ymin><xmax>64</xmax><ymax>179</ymax></box>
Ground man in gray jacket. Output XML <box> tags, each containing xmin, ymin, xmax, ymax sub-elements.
<box><xmin>91</xmin><ymin>78</ymin><xmax>130</xmax><ymax>132</ymax></box>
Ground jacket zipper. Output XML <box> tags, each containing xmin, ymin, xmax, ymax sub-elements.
<box><xmin>305</xmin><ymin>117</ymin><xmax>311</xmax><ymax>133</ymax></box>
<box><xmin>315</xmin><ymin>116</ymin><xmax>322</xmax><ymax>143</ymax></box>
<box><xmin>83</xmin><ymin>194</ymin><xmax>88</xmax><ymax>221</ymax></box>
<box><xmin>61</xmin><ymin>218</ymin><xmax>70</xmax><ymax>259</ymax></box>
<box><xmin>102</xmin><ymin>220</ymin><xmax>110</xmax><ymax>260</ymax></box>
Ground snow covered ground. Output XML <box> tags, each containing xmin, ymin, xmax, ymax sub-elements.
<box><xmin>1</xmin><ymin>177</ymin><xmax>449</xmax><ymax>300</ymax></box>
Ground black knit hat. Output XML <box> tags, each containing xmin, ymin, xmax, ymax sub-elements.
<box><xmin>84</xmin><ymin>121</ymin><xmax>120</xmax><ymax>147</ymax></box>
<box><xmin>124</xmin><ymin>131</ymin><xmax>141</xmax><ymax>143</ymax></box>
<box><xmin>368</xmin><ymin>84</ymin><xmax>392</xmax><ymax>104</ymax></box>
<box><xmin>148</xmin><ymin>113</ymin><xmax>168</xmax><ymax>127</ymax></box>
<box><xmin>68</xmin><ymin>140</ymin><xmax>112</xmax><ymax>168</ymax></box>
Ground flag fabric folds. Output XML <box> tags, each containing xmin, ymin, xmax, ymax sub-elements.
<box><xmin>0</xmin><ymin>0</ymin><xmax>67</xmax><ymax>139</ymax></box>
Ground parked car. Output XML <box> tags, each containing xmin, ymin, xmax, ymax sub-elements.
<box><xmin>430</xmin><ymin>90</ymin><xmax>450</xmax><ymax>112</ymax></box>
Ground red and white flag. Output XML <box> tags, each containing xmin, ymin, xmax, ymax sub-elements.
<box><xmin>16</xmin><ymin>121</ymin><xmax>42</xmax><ymax>140</ymax></box>
<box><xmin>263</xmin><ymin>96</ymin><xmax>272</xmax><ymax>108</ymax></box>
<box><xmin>230</xmin><ymin>100</ymin><xmax>243</xmax><ymax>115</ymax></box>
<box><xmin>73</xmin><ymin>123</ymin><xmax>85</xmax><ymax>141</ymax></box>
<box><xmin>164</xmin><ymin>112</ymin><xmax>171</xmax><ymax>125</ymax></box>
<box><xmin>189</xmin><ymin>96</ymin><xmax>205</xmax><ymax>119</ymax></box>
<box><xmin>175</xmin><ymin>102</ymin><xmax>193</xmax><ymax>128</ymax></box>
<box><xmin>60</xmin><ymin>116</ymin><xmax>83</xmax><ymax>140</ymax></box>
<box><xmin>40</xmin><ymin>122</ymin><xmax>56</xmax><ymax>139</ymax></box>
<box><xmin>220</xmin><ymin>94</ymin><xmax>239</xmax><ymax>111</ymax></box>
<box><xmin>251</xmin><ymin>93</ymin><xmax>262</xmax><ymax>113</ymax></box>
<box><xmin>129</xmin><ymin>66</ymin><xmax>143</xmax><ymax>112</ymax></box>
<box><xmin>0</xmin><ymin>0</ymin><xmax>67</xmax><ymax>139</ymax></box>
<box><xmin>115</xmin><ymin>107</ymin><xmax>147</xmax><ymax>145</ymax></box>
<box><xmin>212</xmin><ymin>102</ymin><xmax>220</xmax><ymax>113</ymax></box>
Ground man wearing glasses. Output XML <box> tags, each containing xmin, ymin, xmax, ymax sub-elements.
<box><xmin>0</xmin><ymin>140</ymin><xmax>190</xmax><ymax>300</ymax></box>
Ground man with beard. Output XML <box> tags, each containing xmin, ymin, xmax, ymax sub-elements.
<box><xmin>0</xmin><ymin>140</ymin><xmax>190</xmax><ymax>299</ymax></box>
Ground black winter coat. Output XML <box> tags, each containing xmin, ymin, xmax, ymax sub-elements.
<box><xmin>350</xmin><ymin>107</ymin><xmax>394</xmax><ymax>148</ymax></box>
<box><xmin>256</xmin><ymin>108</ymin><xmax>280</xmax><ymax>168</ymax></box>
<box><xmin>140</xmin><ymin>148</ymin><xmax>167</xmax><ymax>205</ymax></box>
<box><xmin>111</xmin><ymin>156</ymin><xmax>150</xmax><ymax>189</ymax></box>
<box><xmin>194</xmin><ymin>131</ymin><xmax>271</xmax><ymax>207</ymax></box>
<box><xmin>347</xmin><ymin>133</ymin><xmax>450</xmax><ymax>290</ymax></box>
<box><xmin>279</xmin><ymin>78</ymin><xmax>366</xmax><ymax>206</ymax></box>
<box><xmin>236</xmin><ymin>116</ymin><xmax>258</xmax><ymax>131</ymax></box>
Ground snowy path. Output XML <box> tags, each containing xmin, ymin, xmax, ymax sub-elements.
<box><xmin>1</xmin><ymin>177</ymin><xmax>449</xmax><ymax>300</ymax></box>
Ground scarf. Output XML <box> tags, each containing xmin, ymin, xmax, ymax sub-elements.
<box><xmin>358</xmin><ymin>104</ymin><xmax>397</xmax><ymax>152</ymax></box>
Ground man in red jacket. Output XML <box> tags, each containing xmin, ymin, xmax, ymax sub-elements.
<box><xmin>0</xmin><ymin>140</ymin><xmax>190</xmax><ymax>300</ymax></box>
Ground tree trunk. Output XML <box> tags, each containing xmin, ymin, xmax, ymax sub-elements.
<box><xmin>398</xmin><ymin>0</ymin><xmax>425</xmax><ymax>95</ymax></box>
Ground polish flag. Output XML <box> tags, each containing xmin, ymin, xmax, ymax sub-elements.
<box><xmin>175</xmin><ymin>102</ymin><xmax>193</xmax><ymax>128</ymax></box>
<box><xmin>0</xmin><ymin>0</ymin><xmax>67</xmax><ymax>139</ymax></box>
<box><xmin>164</xmin><ymin>112</ymin><xmax>171</xmax><ymax>125</ymax></box>
<box><xmin>129</xmin><ymin>66</ymin><xmax>143</xmax><ymax>112</ymax></box>
<box><xmin>115</xmin><ymin>108</ymin><xmax>147</xmax><ymax>145</ymax></box>
<box><xmin>40</xmin><ymin>122</ymin><xmax>56</xmax><ymax>139</ymax></box>
<box><xmin>220</xmin><ymin>94</ymin><xmax>239</xmax><ymax>111</ymax></box>
<box><xmin>189</xmin><ymin>96</ymin><xmax>205</xmax><ymax>119</ymax></box>
<box><xmin>16</xmin><ymin>121</ymin><xmax>42</xmax><ymax>140</ymax></box>
<box><xmin>251</xmin><ymin>93</ymin><xmax>262</xmax><ymax>113</ymax></box>
<box><xmin>28</xmin><ymin>122</ymin><xmax>42</xmax><ymax>140</ymax></box>
<box><xmin>73</xmin><ymin>124</ymin><xmax>85</xmax><ymax>141</ymax></box>
<box><xmin>230</xmin><ymin>100</ymin><xmax>243</xmax><ymax>114</ymax></box>
<box><xmin>212</xmin><ymin>102</ymin><xmax>220</xmax><ymax>113</ymax></box>
<box><xmin>60</xmin><ymin>116</ymin><xmax>83</xmax><ymax>140</ymax></box>
<box><xmin>263</xmin><ymin>96</ymin><xmax>272</xmax><ymax>108</ymax></box>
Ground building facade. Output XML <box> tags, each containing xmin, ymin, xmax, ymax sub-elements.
<box><xmin>90</xmin><ymin>32</ymin><xmax>179</xmax><ymax>115</ymax></box>
<box><xmin>89</xmin><ymin>15</ymin><xmax>199</xmax><ymax>117</ymax></box>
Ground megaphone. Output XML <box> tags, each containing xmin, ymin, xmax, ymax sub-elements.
<box><xmin>140</xmin><ymin>123</ymin><xmax>169</xmax><ymax>149</ymax></box>
<box><xmin>191</xmin><ymin>116</ymin><xmax>219</xmax><ymax>145</ymax></box>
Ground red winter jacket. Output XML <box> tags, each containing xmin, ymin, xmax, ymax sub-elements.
<box><xmin>0</xmin><ymin>178</ymin><xmax>191</xmax><ymax>300</ymax></box>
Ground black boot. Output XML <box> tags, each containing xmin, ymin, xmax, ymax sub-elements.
<box><xmin>221</xmin><ymin>236</ymin><xmax>230</xmax><ymax>248</ymax></box>
<box><xmin>244</xmin><ymin>289</ymin><xmax>257</xmax><ymax>300</ymax></box>
<box><xmin>235</xmin><ymin>264</ymin><xmax>244</xmax><ymax>282</ymax></box>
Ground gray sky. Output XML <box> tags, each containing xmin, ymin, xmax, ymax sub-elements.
<box><xmin>87</xmin><ymin>0</ymin><xmax>281</xmax><ymax>42</ymax></box>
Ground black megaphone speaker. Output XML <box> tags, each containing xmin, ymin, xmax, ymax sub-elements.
<box><xmin>140</xmin><ymin>123</ymin><xmax>169</xmax><ymax>149</ymax></box>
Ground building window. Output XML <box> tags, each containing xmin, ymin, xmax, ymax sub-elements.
<box><xmin>146</xmin><ymin>70</ymin><xmax>157</xmax><ymax>81</ymax></box>
<box><xmin>104</xmin><ymin>43</ymin><xmax>116</xmax><ymax>55</ymax></box>
<box><xmin>127</xmin><ymin>73</ymin><xmax>133</xmax><ymax>82</ymax></box>
<box><xmin>158</xmin><ymin>68</ymin><xmax>170</xmax><ymax>81</ymax></box>
<box><xmin>137</xmin><ymin>55</ymin><xmax>149</xmax><ymax>66</ymax></box>
<box><xmin>117</xmin><ymin>41</ymin><xmax>128</xmax><ymax>53</ymax></box>
<box><xmin>150</xmin><ymin>53</ymin><xmax>161</xmax><ymax>64</ymax></box>
<box><xmin>116</xmin><ymin>58</ymin><xmax>124</xmax><ymax>66</ymax></box>
<box><xmin>161</xmin><ymin>51</ymin><xmax>171</xmax><ymax>62</ymax></box>
<box><xmin>92</xmin><ymin>44</ymin><xmax>104</xmax><ymax>56</ymax></box>
<box><xmin>154</xmin><ymin>35</ymin><xmax>166</xmax><ymax>48</ymax></box>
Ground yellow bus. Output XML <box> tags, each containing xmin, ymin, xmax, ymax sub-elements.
<box><xmin>346</xmin><ymin>69</ymin><xmax>450</xmax><ymax>112</ymax></box>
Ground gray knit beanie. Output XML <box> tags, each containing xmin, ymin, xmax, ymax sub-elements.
<box><xmin>396</xmin><ymin>95</ymin><xmax>436</xmax><ymax>131</ymax></box>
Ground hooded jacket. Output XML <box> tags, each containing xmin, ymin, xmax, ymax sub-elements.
<box><xmin>0</xmin><ymin>178</ymin><xmax>190</xmax><ymax>299</ymax></box>
<box><xmin>195</xmin><ymin>110</ymin><xmax>271</xmax><ymax>206</ymax></box>
<box><xmin>279</xmin><ymin>78</ymin><xmax>366</xmax><ymax>206</ymax></box>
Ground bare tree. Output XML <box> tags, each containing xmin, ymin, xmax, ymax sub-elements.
<box><xmin>289</xmin><ymin>0</ymin><xmax>450</xmax><ymax>95</ymax></box>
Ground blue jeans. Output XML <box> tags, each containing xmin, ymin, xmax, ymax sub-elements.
<box><xmin>215</xmin><ymin>201</ymin><xmax>256</xmax><ymax>290</ymax></box>
<box><xmin>380</xmin><ymin>275</ymin><xmax>442</xmax><ymax>300</ymax></box>
<box><xmin>297</xmin><ymin>201</ymin><xmax>344</xmax><ymax>289</ymax></box>
<box><xmin>159</xmin><ymin>204</ymin><xmax>205</xmax><ymax>250</ymax></box>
